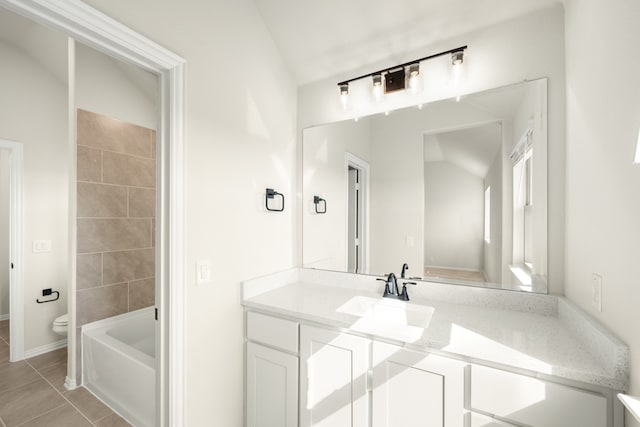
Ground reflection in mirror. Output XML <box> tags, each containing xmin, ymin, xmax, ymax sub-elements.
<box><xmin>303</xmin><ymin>79</ymin><xmax>547</xmax><ymax>293</ymax></box>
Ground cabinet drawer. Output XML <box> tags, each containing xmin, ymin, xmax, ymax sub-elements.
<box><xmin>469</xmin><ymin>365</ymin><xmax>607</xmax><ymax>427</ymax></box>
<box><xmin>246</xmin><ymin>311</ymin><xmax>298</xmax><ymax>353</ymax></box>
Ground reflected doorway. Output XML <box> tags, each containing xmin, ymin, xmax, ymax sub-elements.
<box><xmin>345</xmin><ymin>153</ymin><xmax>369</xmax><ymax>274</ymax></box>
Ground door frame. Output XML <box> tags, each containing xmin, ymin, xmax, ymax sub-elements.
<box><xmin>0</xmin><ymin>1</ymin><xmax>187</xmax><ymax>426</ymax></box>
<box><xmin>0</xmin><ymin>139</ymin><xmax>24</xmax><ymax>362</ymax></box>
<box><xmin>344</xmin><ymin>152</ymin><xmax>370</xmax><ymax>274</ymax></box>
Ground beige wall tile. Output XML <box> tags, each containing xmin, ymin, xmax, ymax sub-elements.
<box><xmin>103</xmin><ymin>248</ymin><xmax>154</xmax><ymax>285</ymax></box>
<box><xmin>77</xmin><ymin>109</ymin><xmax>153</xmax><ymax>158</ymax></box>
<box><xmin>77</xmin><ymin>253</ymin><xmax>102</xmax><ymax>289</ymax></box>
<box><xmin>77</xmin><ymin>283</ymin><xmax>128</xmax><ymax>325</ymax></box>
<box><xmin>128</xmin><ymin>278</ymin><xmax>155</xmax><ymax>311</ymax></box>
<box><xmin>128</xmin><ymin>187</ymin><xmax>155</xmax><ymax>217</ymax></box>
<box><xmin>77</xmin><ymin>183</ymin><xmax>127</xmax><ymax>218</ymax></box>
<box><xmin>77</xmin><ymin>146</ymin><xmax>102</xmax><ymax>183</ymax></box>
<box><xmin>77</xmin><ymin>219</ymin><xmax>151</xmax><ymax>254</ymax></box>
<box><xmin>102</xmin><ymin>151</ymin><xmax>155</xmax><ymax>188</ymax></box>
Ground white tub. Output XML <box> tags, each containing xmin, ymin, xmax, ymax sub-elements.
<box><xmin>82</xmin><ymin>307</ymin><xmax>155</xmax><ymax>427</ymax></box>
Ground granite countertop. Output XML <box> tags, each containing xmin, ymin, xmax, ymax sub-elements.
<box><xmin>242</xmin><ymin>268</ymin><xmax>629</xmax><ymax>391</ymax></box>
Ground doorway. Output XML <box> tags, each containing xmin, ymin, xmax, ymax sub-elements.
<box><xmin>345</xmin><ymin>153</ymin><xmax>369</xmax><ymax>274</ymax></box>
<box><xmin>0</xmin><ymin>140</ymin><xmax>24</xmax><ymax>363</ymax></box>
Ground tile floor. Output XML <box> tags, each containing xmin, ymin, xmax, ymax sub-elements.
<box><xmin>0</xmin><ymin>320</ymin><xmax>132</xmax><ymax>427</ymax></box>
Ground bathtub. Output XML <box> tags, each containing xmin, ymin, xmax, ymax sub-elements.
<box><xmin>82</xmin><ymin>307</ymin><xmax>155</xmax><ymax>427</ymax></box>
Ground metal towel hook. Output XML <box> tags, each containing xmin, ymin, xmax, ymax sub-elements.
<box><xmin>313</xmin><ymin>196</ymin><xmax>327</xmax><ymax>214</ymax></box>
<box><xmin>265</xmin><ymin>188</ymin><xmax>285</xmax><ymax>212</ymax></box>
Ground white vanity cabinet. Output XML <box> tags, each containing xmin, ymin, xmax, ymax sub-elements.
<box><xmin>372</xmin><ymin>342</ymin><xmax>466</xmax><ymax>427</ymax></box>
<box><xmin>245</xmin><ymin>311</ymin><xmax>615</xmax><ymax>427</ymax></box>
<box><xmin>468</xmin><ymin>365</ymin><xmax>608</xmax><ymax>427</ymax></box>
<box><xmin>245</xmin><ymin>312</ymin><xmax>299</xmax><ymax>427</ymax></box>
<box><xmin>299</xmin><ymin>325</ymin><xmax>370</xmax><ymax>427</ymax></box>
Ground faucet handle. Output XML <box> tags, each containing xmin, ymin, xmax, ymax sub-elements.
<box><xmin>402</xmin><ymin>281</ymin><xmax>417</xmax><ymax>286</ymax></box>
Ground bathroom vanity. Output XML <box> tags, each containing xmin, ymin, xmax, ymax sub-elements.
<box><xmin>242</xmin><ymin>268</ymin><xmax>628</xmax><ymax>427</ymax></box>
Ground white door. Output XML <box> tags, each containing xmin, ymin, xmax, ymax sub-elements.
<box><xmin>300</xmin><ymin>325</ymin><xmax>370</xmax><ymax>427</ymax></box>
<box><xmin>372</xmin><ymin>342</ymin><xmax>466</xmax><ymax>427</ymax></box>
<box><xmin>246</xmin><ymin>342</ymin><xmax>298</xmax><ymax>427</ymax></box>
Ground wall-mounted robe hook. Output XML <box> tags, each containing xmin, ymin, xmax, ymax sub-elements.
<box><xmin>314</xmin><ymin>196</ymin><xmax>327</xmax><ymax>214</ymax></box>
<box><xmin>37</xmin><ymin>288</ymin><xmax>59</xmax><ymax>304</ymax></box>
<box><xmin>265</xmin><ymin>188</ymin><xmax>285</xmax><ymax>212</ymax></box>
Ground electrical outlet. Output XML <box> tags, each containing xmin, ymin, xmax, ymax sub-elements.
<box><xmin>591</xmin><ymin>273</ymin><xmax>602</xmax><ymax>312</ymax></box>
<box><xmin>406</xmin><ymin>236</ymin><xmax>415</xmax><ymax>248</ymax></box>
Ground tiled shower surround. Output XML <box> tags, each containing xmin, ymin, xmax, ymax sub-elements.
<box><xmin>76</xmin><ymin>109</ymin><xmax>156</xmax><ymax>370</ymax></box>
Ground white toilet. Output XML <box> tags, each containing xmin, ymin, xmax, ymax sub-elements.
<box><xmin>52</xmin><ymin>314</ymin><xmax>68</xmax><ymax>336</ymax></box>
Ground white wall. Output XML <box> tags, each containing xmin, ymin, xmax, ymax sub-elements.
<box><xmin>564</xmin><ymin>1</ymin><xmax>640</xmax><ymax>425</ymax></box>
<box><xmin>75</xmin><ymin>43</ymin><xmax>156</xmax><ymax>129</ymax></box>
<box><xmin>0</xmin><ymin>149</ymin><xmax>9</xmax><ymax>317</ymax></box>
<box><xmin>484</xmin><ymin>150</ymin><xmax>502</xmax><ymax>283</ymax></box>
<box><xmin>302</xmin><ymin>119</ymin><xmax>371</xmax><ymax>270</ymax></box>
<box><xmin>82</xmin><ymin>1</ymin><xmax>298</xmax><ymax>425</ymax></box>
<box><xmin>298</xmin><ymin>5</ymin><xmax>566</xmax><ymax>294</ymax></box>
<box><xmin>0</xmin><ymin>40</ymin><xmax>68</xmax><ymax>350</ymax></box>
<box><xmin>425</xmin><ymin>161</ymin><xmax>484</xmax><ymax>271</ymax></box>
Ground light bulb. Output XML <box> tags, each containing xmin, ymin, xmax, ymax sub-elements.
<box><xmin>408</xmin><ymin>63</ymin><xmax>420</xmax><ymax>93</ymax></box>
<box><xmin>384</xmin><ymin>111</ymin><xmax>390</xmax><ymax>116</ymax></box>
<box><xmin>417</xmin><ymin>104</ymin><xmax>423</xmax><ymax>110</ymax></box>
<box><xmin>339</xmin><ymin>83</ymin><xmax>349</xmax><ymax>110</ymax></box>
<box><xmin>372</xmin><ymin>74</ymin><xmax>383</xmax><ymax>100</ymax></box>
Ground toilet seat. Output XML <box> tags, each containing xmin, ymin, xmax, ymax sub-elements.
<box><xmin>53</xmin><ymin>314</ymin><xmax>68</xmax><ymax>326</ymax></box>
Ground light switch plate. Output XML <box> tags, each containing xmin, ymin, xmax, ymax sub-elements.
<box><xmin>196</xmin><ymin>260</ymin><xmax>211</xmax><ymax>286</ymax></box>
<box><xmin>32</xmin><ymin>240</ymin><xmax>51</xmax><ymax>253</ymax></box>
<box><xmin>591</xmin><ymin>273</ymin><xmax>602</xmax><ymax>312</ymax></box>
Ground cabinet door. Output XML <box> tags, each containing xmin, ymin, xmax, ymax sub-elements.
<box><xmin>372</xmin><ymin>342</ymin><xmax>466</xmax><ymax>427</ymax></box>
<box><xmin>300</xmin><ymin>325</ymin><xmax>370</xmax><ymax>427</ymax></box>
<box><xmin>246</xmin><ymin>342</ymin><xmax>298</xmax><ymax>427</ymax></box>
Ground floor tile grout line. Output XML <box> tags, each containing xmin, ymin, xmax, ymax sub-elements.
<box><xmin>27</xmin><ymin>358</ymin><xmax>98</xmax><ymax>426</ymax></box>
<box><xmin>13</xmin><ymin>402</ymin><xmax>68</xmax><ymax>427</ymax></box>
<box><xmin>0</xmin><ymin>364</ymin><xmax>43</xmax><ymax>397</ymax></box>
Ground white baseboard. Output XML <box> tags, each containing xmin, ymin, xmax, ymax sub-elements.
<box><xmin>64</xmin><ymin>376</ymin><xmax>78</xmax><ymax>391</ymax></box>
<box><xmin>24</xmin><ymin>339</ymin><xmax>67</xmax><ymax>359</ymax></box>
<box><xmin>0</xmin><ymin>314</ymin><xmax>9</xmax><ymax>321</ymax></box>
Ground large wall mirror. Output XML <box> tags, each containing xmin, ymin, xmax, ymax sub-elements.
<box><xmin>303</xmin><ymin>79</ymin><xmax>548</xmax><ymax>293</ymax></box>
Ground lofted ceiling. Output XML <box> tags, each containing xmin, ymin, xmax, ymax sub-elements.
<box><xmin>253</xmin><ymin>0</ymin><xmax>562</xmax><ymax>85</ymax></box>
<box><xmin>424</xmin><ymin>123</ymin><xmax>502</xmax><ymax>179</ymax></box>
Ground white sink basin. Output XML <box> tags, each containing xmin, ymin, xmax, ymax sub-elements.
<box><xmin>336</xmin><ymin>296</ymin><xmax>434</xmax><ymax>342</ymax></box>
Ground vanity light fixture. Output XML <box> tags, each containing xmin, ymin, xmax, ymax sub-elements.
<box><xmin>336</xmin><ymin>45</ymin><xmax>467</xmax><ymax>100</ymax></box>
<box><xmin>372</xmin><ymin>73</ymin><xmax>383</xmax><ymax>99</ymax></box>
<box><xmin>408</xmin><ymin>63</ymin><xmax>420</xmax><ymax>92</ymax></box>
<box><xmin>339</xmin><ymin>83</ymin><xmax>349</xmax><ymax>109</ymax></box>
<box><xmin>451</xmin><ymin>50</ymin><xmax>464</xmax><ymax>66</ymax></box>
